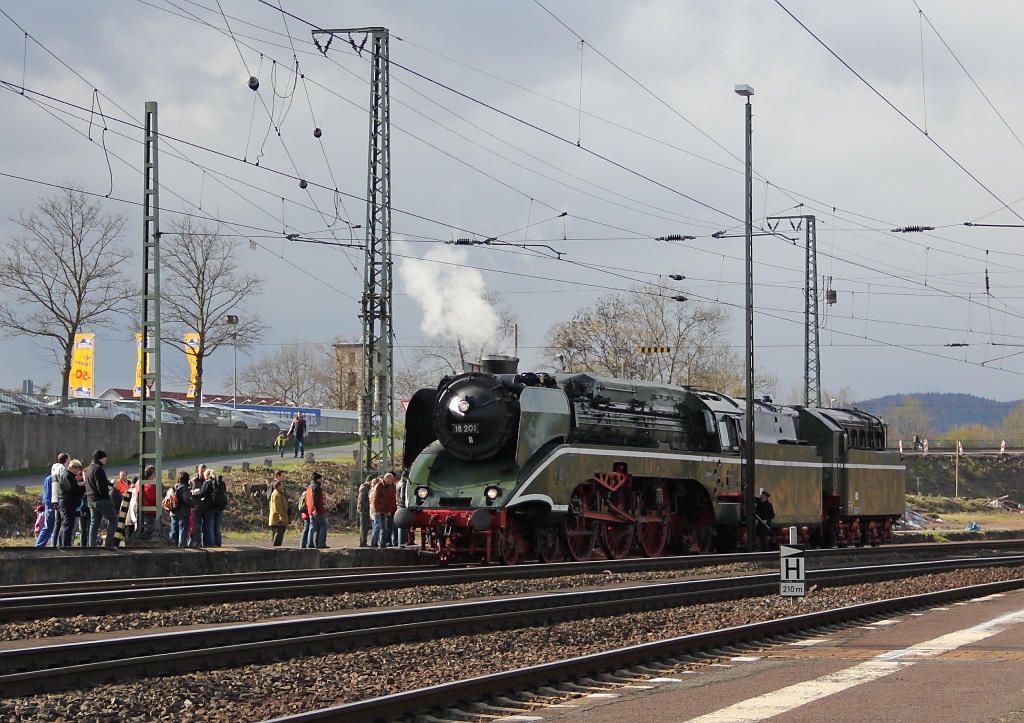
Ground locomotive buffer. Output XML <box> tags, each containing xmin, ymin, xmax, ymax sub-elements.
<box><xmin>780</xmin><ymin>543</ymin><xmax>806</xmax><ymax>597</ymax></box>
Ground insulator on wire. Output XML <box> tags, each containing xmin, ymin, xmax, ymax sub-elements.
<box><xmin>890</xmin><ymin>225</ymin><xmax>934</xmax><ymax>233</ymax></box>
<box><xmin>986</xmin><ymin>269</ymin><xmax>990</xmax><ymax>295</ymax></box>
<box><xmin>313</xmin><ymin>127</ymin><xmax>322</xmax><ymax>138</ymax></box>
<box><xmin>299</xmin><ymin>179</ymin><xmax>308</xmax><ymax>189</ymax></box>
<box><xmin>248</xmin><ymin>76</ymin><xmax>260</xmax><ymax>91</ymax></box>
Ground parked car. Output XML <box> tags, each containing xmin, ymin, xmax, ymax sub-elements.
<box><xmin>201</xmin><ymin>404</ymin><xmax>268</xmax><ymax>429</ymax></box>
<box><xmin>0</xmin><ymin>390</ymin><xmax>66</xmax><ymax>415</ymax></box>
<box><xmin>61</xmin><ymin>398</ymin><xmax>141</xmax><ymax>421</ymax></box>
<box><xmin>112</xmin><ymin>400</ymin><xmax>184</xmax><ymax>424</ymax></box>
<box><xmin>162</xmin><ymin>399</ymin><xmax>217</xmax><ymax>425</ymax></box>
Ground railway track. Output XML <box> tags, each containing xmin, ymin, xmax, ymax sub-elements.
<box><xmin>266</xmin><ymin>577</ymin><xmax>1024</xmax><ymax>723</ymax></box>
<box><xmin>1</xmin><ymin>554</ymin><xmax>1021</xmax><ymax>698</ymax></box>
<box><xmin>3</xmin><ymin>539</ymin><xmax>1022</xmax><ymax>623</ymax></box>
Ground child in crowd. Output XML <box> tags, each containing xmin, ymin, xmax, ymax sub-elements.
<box><xmin>274</xmin><ymin>431</ymin><xmax>289</xmax><ymax>458</ymax></box>
<box><xmin>33</xmin><ymin>504</ymin><xmax>46</xmax><ymax>537</ymax></box>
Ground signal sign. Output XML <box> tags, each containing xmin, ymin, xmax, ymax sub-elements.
<box><xmin>780</xmin><ymin>543</ymin><xmax>805</xmax><ymax>597</ymax></box>
<box><xmin>637</xmin><ymin>347</ymin><xmax>671</xmax><ymax>353</ymax></box>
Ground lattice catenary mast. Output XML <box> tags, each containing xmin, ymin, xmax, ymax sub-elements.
<box><xmin>313</xmin><ymin>27</ymin><xmax>395</xmax><ymax>481</ymax></box>
<box><xmin>139</xmin><ymin>101</ymin><xmax>163</xmax><ymax>528</ymax></box>
<box><xmin>767</xmin><ymin>214</ymin><xmax>820</xmax><ymax>407</ymax></box>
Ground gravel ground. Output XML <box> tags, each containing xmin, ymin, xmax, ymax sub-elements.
<box><xmin>0</xmin><ymin>563</ymin><xmax>764</xmax><ymax>641</ymax></box>
<box><xmin>1</xmin><ymin>565</ymin><xmax>1022</xmax><ymax>723</ymax></box>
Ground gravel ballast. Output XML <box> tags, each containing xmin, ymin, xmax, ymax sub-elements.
<box><xmin>1</xmin><ymin>565</ymin><xmax>1021</xmax><ymax>722</ymax></box>
<box><xmin>0</xmin><ymin>563</ymin><xmax>763</xmax><ymax>642</ymax></box>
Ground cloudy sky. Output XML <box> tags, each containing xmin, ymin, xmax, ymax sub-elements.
<box><xmin>2</xmin><ymin>0</ymin><xmax>1024</xmax><ymax>404</ymax></box>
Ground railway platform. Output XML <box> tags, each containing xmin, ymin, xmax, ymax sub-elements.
<box><xmin>0</xmin><ymin>543</ymin><xmax>430</xmax><ymax>586</ymax></box>
<box><xmin>514</xmin><ymin>586</ymin><xmax>1024</xmax><ymax>722</ymax></box>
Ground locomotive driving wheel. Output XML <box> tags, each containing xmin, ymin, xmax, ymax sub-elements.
<box><xmin>563</xmin><ymin>483</ymin><xmax>599</xmax><ymax>562</ymax></box>
<box><xmin>535</xmin><ymin>526</ymin><xmax>561</xmax><ymax>563</ymax></box>
<box><xmin>636</xmin><ymin>482</ymin><xmax>669</xmax><ymax>558</ymax></box>
<box><xmin>496</xmin><ymin>517</ymin><xmax>521</xmax><ymax>565</ymax></box>
<box><xmin>600</xmin><ymin>485</ymin><xmax>635</xmax><ymax>560</ymax></box>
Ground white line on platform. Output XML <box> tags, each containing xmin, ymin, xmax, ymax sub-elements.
<box><xmin>682</xmin><ymin>604</ymin><xmax>1024</xmax><ymax>722</ymax></box>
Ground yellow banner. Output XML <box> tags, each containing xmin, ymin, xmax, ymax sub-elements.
<box><xmin>185</xmin><ymin>333</ymin><xmax>201</xmax><ymax>399</ymax></box>
<box><xmin>70</xmin><ymin>333</ymin><xmax>95</xmax><ymax>398</ymax></box>
<box><xmin>133</xmin><ymin>334</ymin><xmax>153</xmax><ymax>398</ymax></box>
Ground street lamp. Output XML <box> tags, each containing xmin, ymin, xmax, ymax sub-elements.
<box><xmin>735</xmin><ymin>83</ymin><xmax>756</xmax><ymax>553</ymax></box>
<box><xmin>225</xmin><ymin>315</ymin><xmax>238</xmax><ymax>418</ymax></box>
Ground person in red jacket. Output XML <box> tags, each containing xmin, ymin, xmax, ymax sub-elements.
<box><xmin>304</xmin><ymin>472</ymin><xmax>328</xmax><ymax>549</ymax></box>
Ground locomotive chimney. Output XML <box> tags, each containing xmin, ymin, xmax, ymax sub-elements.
<box><xmin>480</xmin><ymin>355</ymin><xmax>519</xmax><ymax>375</ymax></box>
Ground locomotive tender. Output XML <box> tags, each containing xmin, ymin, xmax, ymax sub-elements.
<box><xmin>396</xmin><ymin>357</ymin><xmax>905</xmax><ymax>565</ymax></box>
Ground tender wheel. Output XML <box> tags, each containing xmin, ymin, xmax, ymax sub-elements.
<box><xmin>535</xmin><ymin>526</ymin><xmax>561</xmax><ymax>563</ymax></box>
<box><xmin>497</xmin><ymin>518</ymin><xmax>520</xmax><ymax>565</ymax></box>
<box><xmin>637</xmin><ymin>482</ymin><xmax>668</xmax><ymax>558</ymax></box>
<box><xmin>563</xmin><ymin>483</ymin><xmax>599</xmax><ymax>562</ymax></box>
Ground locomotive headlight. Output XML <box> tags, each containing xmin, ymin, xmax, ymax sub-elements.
<box><xmin>484</xmin><ymin>486</ymin><xmax>501</xmax><ymax>502</ymax></box>
<box><xmin>415</xmin><ymin>486</ymin><xmax>430</xmax><ymax>500</ymax></box>
<box><xmin>449</xmin><ymin>396</ymin><xmax>473</xmax><ymax>416</ymax></box>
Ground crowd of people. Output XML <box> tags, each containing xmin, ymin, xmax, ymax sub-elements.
<box><xmin>162</xmin><ymin>464</ymin><xmax>229</xmax><ymax>547</ymax></box>
<box><xmin>32</xmin><ymin>448</ymin><xmax>418</xmax><ymax>552</ymax></box>
<box><xmin>354</xmin><ymin>470</ymin><xmax>414</xmax><ymax>549</ymax></box>
<box><xmin>265</xmin><ymin>468</ymin><xmax>330</xmax><ymax>549</ymax></box>
<box><xmin>33</xmin><ymin>452</ymin><xmax>229</xmax><ymax>549</ymax></box>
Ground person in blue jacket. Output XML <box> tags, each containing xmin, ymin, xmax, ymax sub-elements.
<box><xmin>35</xmin><ymin>474</ymin><xmax>55</xmax><ymax>547</ymax></box>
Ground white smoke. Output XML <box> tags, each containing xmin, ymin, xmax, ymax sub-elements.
<box><xmin>399</xmin><ymin>245</ymin><xmax>500</xmax><ymax>350</ymax></box>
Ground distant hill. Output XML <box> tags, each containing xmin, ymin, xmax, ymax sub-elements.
<box><xmin>856</xmin><ymin>393</ymin><xmax>1020</xmax><ymax>434</ymax></box>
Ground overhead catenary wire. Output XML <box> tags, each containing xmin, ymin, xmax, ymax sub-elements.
<box><xmin>6</xmin><ymin>4</ymin><xmax>1024</xmax><ymax>383</ymax></box>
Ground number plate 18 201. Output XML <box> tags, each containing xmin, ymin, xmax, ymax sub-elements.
<box><xmin>451</xmin><ymin>423</ymin><xmax>479</xmax><ymax>434</ymax></box>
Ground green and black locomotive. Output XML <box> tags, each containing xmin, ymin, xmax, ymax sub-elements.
<box><xmin>396</xmin><ymin>357</ymin><xmax>905</xmax><ymax>564</ymax></box>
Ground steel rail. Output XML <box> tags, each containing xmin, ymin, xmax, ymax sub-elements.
<box><xmin>0</xmin><ymin>555</ymin><xmax>1021</xmax><ymax>697</ymax></box>
<box><xmin>2</xmin><ymin>539</ymin><xmax>1022</xmax><ymax>622</ymax></box>
<box><xmin>265</xmin><ymin>576</ymin><xmax>1024</xmax><ymax>723</ymax></box>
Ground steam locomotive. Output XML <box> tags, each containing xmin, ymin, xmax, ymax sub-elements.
<box><xmin>395</xmin><ymin>356</ymin><xmax>905</xmax><ymax>565</ymax></box>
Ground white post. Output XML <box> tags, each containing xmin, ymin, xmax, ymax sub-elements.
<box><xmin>789</xmin><ymin>526</ymin><xmax>797</xmax><ymax>545</ymax></box>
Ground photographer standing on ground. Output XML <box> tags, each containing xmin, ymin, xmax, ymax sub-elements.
<box><xmin>84</xmin><ymin>451</ymin><xmax>118</xmax><ymax>549</ymax></box>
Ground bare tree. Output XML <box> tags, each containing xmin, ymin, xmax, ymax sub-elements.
<box><xmin>885</xmin><ymin>396</ymin><xmax>934</xmax><ymax>440</ymax></box>
<box><xmin>236</xmin><ymin>342</ymin><xmax>335</xmax><ymax>406</ymax></box>
<box><xmin>823</xmin><ymin>385</ymin><xmax>857</xmax><ymax>408</ymax></box>
<box><xmin>546</xmin><ymin>283</ymin><xmax>774</xmax><ymax>396</ymax></box>
<box><xmin>1001</xmin><ymin>402</ymin><xmax>1024</xmax><ymax>446</ymax></box>
<box><xmin>161</xmin><ymin>216</ymin><xmax>263</xmax><ymax>406</ymax></box>
<box><xmin>0</xmin><ymin>185</ymin><xmax>134</xmax><ymax>403</ymax></box>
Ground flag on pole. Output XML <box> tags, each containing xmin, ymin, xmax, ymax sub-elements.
<box><xmin>184</xmin><ymin>333</ymin><xmax>201</xmax><ymax>399</ymax></box>
<box><xmin>70</xmin><ymin>333</ymin><xmax>95</xmax><ymax>398</ymax></box>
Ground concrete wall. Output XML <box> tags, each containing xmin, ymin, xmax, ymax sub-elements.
<box><xmin>0</xmin><ymin>415</ymin><xmax>354</xmax><ymax>470</ymax></box>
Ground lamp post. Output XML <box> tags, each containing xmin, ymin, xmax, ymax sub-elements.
<box><xmin>225</xmin><ymin>315</ymin><xmax>238</xmax><ymax>420</ymax></box>
<box><xmin>735</xmin><ymin>83</ymin><xmax>756</xmax><ymax>553</ymax></box>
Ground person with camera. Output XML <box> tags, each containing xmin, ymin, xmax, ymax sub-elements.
<box><xmin>56</xmin><ymin>459</ymin><xmax>86</xmax><ymax>547</ymax></box>
<box><xmin>190</xmin><ymin>468</ymin><xmax>215</xmax><ymax>548</ymax></box>
<box><xmin>165</xmin><ymin>471</ymin><xmax>193</xmax><ymax>547</ymax></box>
